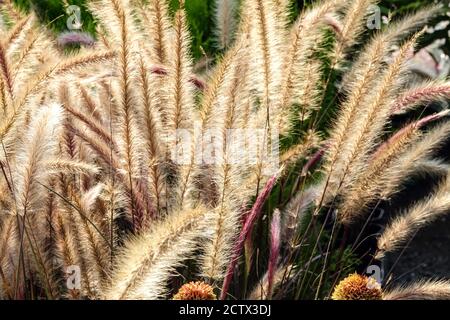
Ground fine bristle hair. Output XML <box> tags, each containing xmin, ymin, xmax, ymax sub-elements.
<box><xmin>1</xmin><ymin>0</ymin><xmax>450</xmax><ymax>301</ymax></box>
<box><xmin>332</xmin><ymin>0</ymin><xmax>377</xmax><ymax>62</ymax></box>
<box><xmin>277</xmin><ymin>0</ymin><xmax>343</xmax><ymax>134</ymax></box>
<box><xmin>383</xmin><ymin>280</ymin><xmax>450</xmax><ymax>300</ymax></box>
<box><xmin>14</xmin><ymin>104</ymin><xmax>63</xmax><ymax>216</ymax></box>
<box><xmin>377</xmin><ymin>174</ymin><xmax>450</xmax><ymax>259</ymax></box>
<box><xmin>89</xmin><ymin>0</ymin><xmax>149</xmax><ymax>228</ymax></box>
<box><xmin>324</xmin><ymin>7</ymin><xmax>438</xmax><ymax>204</ymax></box>
<box><xmin>378</xmin><ymin>120</ymin><xmax>450</xmax><ymax>201</ymax></box>
<box><xmin>198</xmin><ymin>38</ymin><xmax>254</xmax><ymax>283</ymax></box>
<box><xmin>133</xmin><ymin>0</ymin><xmax>172</xmax><ymax>64</ymax></box>
<box><xmin>391</xmin><ymin>81</ymin><xmax>450</xmax><ymax>114</ymax></box>
<box><xmin>104</xmin><ymin>207</ymin><xmax>210</xmax><ymax>299</ymax></box>
<box><xmin>214</xmin><ymin>0</ymin><xmax>238</xmax><ymax>50</ymax></box>
<box><xmin>338</xmin><ymin>110</ymin><xmax>449</xmax><ymax>222</ymax></box>
<box><xmin>164</xmin><ymin>4</ymin><xmax>197</xmax><ymax>211</ymax></box>
<box><xmin>324</xmin><ymin>29</ymin><xmax>426</xmax><ymax>222</ymax></box>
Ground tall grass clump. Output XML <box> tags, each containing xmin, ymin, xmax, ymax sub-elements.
<box><xmin>0</xmin><ymin>0</ymin><xmax>450</xmax><ymax>300</ymax></box>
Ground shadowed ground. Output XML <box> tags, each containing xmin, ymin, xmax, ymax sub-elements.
<box><xmin>387</xmin><ymin>215</ymin><xmax>450</xmax><ymax>286</ymax></box>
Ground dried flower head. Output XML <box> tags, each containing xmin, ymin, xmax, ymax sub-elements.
<box><xmin>173</xmin><ymin>281</ymin><xmax>217</xmax><ymax>300</ymax></box>
<box><xmin>331</xmin><ymin>273</ymin><xmax>382</xmax><ymax>300</ymax></box>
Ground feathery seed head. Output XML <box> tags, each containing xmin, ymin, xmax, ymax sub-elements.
<box><xmin>383</xmin><ymin>280</ymin><xmax>450</xmax><ymax>300</ymax></box>
<box><xmin>57</xmin><ymin>31</ymin><xmax>96</xmax><ymax>47</ymax></box>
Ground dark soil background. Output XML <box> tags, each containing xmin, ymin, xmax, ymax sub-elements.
<box><xmin>382</xmin><ymin>136</ymin><xmax>450</xmax><ymax>288</ymax></box>
<box><xmin>387</xmin><ymin>215</ymin><xmax>450</xmax><ymax>286</ymax></box>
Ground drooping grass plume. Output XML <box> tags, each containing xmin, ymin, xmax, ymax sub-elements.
<box><xmin>164</xmin><ymin>3</ymin><xmax>197</xmax><ymax>211</ymax></box>
<box><xmin>244</xmin><ymin>0</ymin><xmax>284</xmax><ymax>127</ymax></box>
<box><xmin>136</xmin><ymin>55</ymin><xmax>166</xmax><ymax>215</ymax></box>
<box><xmin>326</xmin><ymin>30</ymin><xmax>426</xmax><ymax>223</ymax></box>
<box><xmin>383</xmin><ymin>280</ymin><xmax>450</xmax><ymax>300</ymax></box>
<box><xmin>378</xmin><ymin>121</ymin><xmax>450</xmax><ymax>201</ymax></box>
<box><xmin>338</xmin><ymin>110</ymin><xmax>450</xmax><ymax>221</ymax></box>
<box><xmin>11</xmin><ymin>104</ymin><xmax>63</xmax><ymax>299</ymax></box>
<box><xmin>198</xmin><ymin>37</ymin><xmax>254</xmax><ymax>284</ymax></box>
<box><xmin>377</xmin><ymin>173</ymin><xmax>450</xmax><ymax>259</ymax></box>
<box><xmin>281</xmin><ymin>186</ymin><xmax>320</xmax><ymax>246</ymax></box>
<box><xmin>45</xmin><ymin>159</ymin><xmax>100</xmax><ymax>176</ymax></box>
<box><xmin>323</xmin><ymin>7</ymin><xmax>439</xmax><ymax>205</ymax></box>
<box><xmin>391</xmin><ymin>81</ymin><xmax>450</xmax><ymax>114</ymax></box>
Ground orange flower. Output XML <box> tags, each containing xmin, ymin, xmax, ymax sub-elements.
<box><xmin>332</xmin><ymin>273</ymin><xmax>382</xmax><ymax>300</ymax></box>
<box><xmin>173</xmin><ymin>281</ymin><xmax>217</xmax><ymax>300</ymax></box>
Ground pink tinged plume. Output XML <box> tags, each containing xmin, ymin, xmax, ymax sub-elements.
<box><xmin>267</xmin><ymin>209</ymin><xmax>281</xmax><ymax>299</ymax></box>
<box><xmin>57</xmin><ymin>31</ymin><xmax>95</xmax><ymax>47</ymax></box>
<box><xmin>323</xmin><ymin>14</ymin><xmax>343</xmax><ymax>38</ymax></box>
<box><xmin>391</xmin><ymin>85</ymin><xmax>450</xmax><ymax>114</ymax></box>
<box><xmin>372</xmin><ymin>110</ymin><xmax>450</xmax><ymax>160</ymax></box>
<box><xmin>150</xmin><ymin>65</ymin><xmax>206</xmax><ymax>91</ymax></box>
<box><xmin>220</xmin><ymin>171</ymin><xmax>282</xmax><ymax>300</ymax></box>
<box><xmin>150</xmin><ymin>65</ymin><xmax>168</xmax><ymax>75</ymax></box>
<box><xmin>301</xmin><ymin>148</ymin><xmax>326</xmax><ymax>177</ymax></box>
